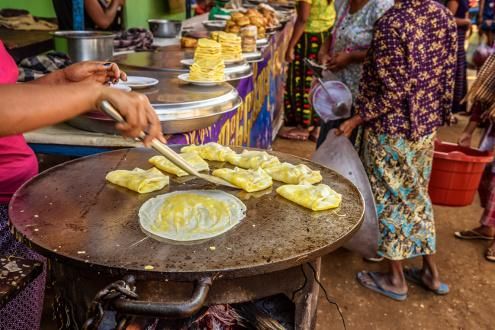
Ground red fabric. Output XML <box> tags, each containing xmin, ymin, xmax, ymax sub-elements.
<box><xmin>481</xmin><ymin>173</ymin><xmax>495</xmax><ymax>228</ymax></box>
<box><xmin>0</xmin><ymin>41</ymin><xmax>38</xmax><ymax>204</ymax></box>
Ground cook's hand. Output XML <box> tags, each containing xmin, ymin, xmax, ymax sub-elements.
<box><xmin>285</xmin><ymin>47</ymin><xmax>295</xmax><ymax>63</ymax></box>
<box><xmin>327</xmin><ymin>52</ymin><xmax>352</xmax><ymax>71</ymax></box>
<box><xmin>458</xmin><ymin>132</ymin><xmax>472</xmax><ymax>147</ymax></box>
<box><xmin>63</xmin><ymin>61</ymin><xmax>127</xmax><ymax>85</ymax></box>
<box><xmin>335</xmin><ymin>115</ymin><xmax>363</xmax><ymax>138</ymax></box>
<box><xmin>97</xmin><ymin>88</ymin><xmax>165</xmax><ymax>146</ymax></box>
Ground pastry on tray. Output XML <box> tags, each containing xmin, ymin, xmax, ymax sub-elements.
<box><xmin>276</xmin><ymin>184</ymin><xmax>342</xmax><ymax>211</ymax></box>
<box><xmin>212</xmin><ymin>167</ymin><xmax>273</xmax><ymax>192</ymax></box>
<box><xmin>264</xmin><ymin>162</ymin><xmax>322</xmax><ymax>185</ymax></box>
<box><xmin>105</xmin><ymin>167</ymin><xmax>169</xmax><ymax>194</ymax></box>
<box><xmin>227</xmin><ymin>150</ymin><xmax>280</xmax><ymax>169</ymax></box>
<box><xmin>149</xmin><ymin>153</ymin><xmax>209</xmax><ymax>177</ymax></box>
<box><xmin>181</xmin><ymin>142</ymin><xmax>236</xmax><ymax>162</ymax></box>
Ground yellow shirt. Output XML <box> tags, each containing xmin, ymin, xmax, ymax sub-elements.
<box><xmin>298</xmin><ymin>0</ymin><xmax>336</xmax><ymax>33</ymax></box>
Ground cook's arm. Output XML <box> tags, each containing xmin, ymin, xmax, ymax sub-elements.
<box><xmin>446</xmin><ymin>0</ymin><xmax>471</xmax><ymax>26</ymax></box>
<box><xmin>0</xmin><ymin>82</ymin><xmax>164</xmax><ymax>145</ymax></box>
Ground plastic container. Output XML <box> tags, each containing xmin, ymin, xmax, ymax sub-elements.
<box><xmin>428</xmin><ymin>140</ymin><xmax>493</xmax><ymax>206</ymax></box>
<box><xmin>309</xmin><ymin>80</ymin><xmax>352</xmax><ymax>122</ymax></box>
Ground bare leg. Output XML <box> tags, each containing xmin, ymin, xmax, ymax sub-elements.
<box><xmin>421</xmin><ymin>255</ymin><xmax>442</xmax><ymax>290</ymax></box>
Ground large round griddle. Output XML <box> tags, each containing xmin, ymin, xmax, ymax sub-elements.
<box><xmin>113</xmin><ymin>46</ymin><xmax>192</xmax><ymax>72</ymax></box>
<box><xmin>9</xmin><ymin>147</ymin><xmax>364</xmax><ymax>281</ymax></box>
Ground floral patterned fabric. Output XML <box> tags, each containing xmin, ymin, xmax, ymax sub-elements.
<box><xmin>361</xmin><ymin>129</ymin><xmax>436</xmax><ymax>260</ymax></box>
<box><xmin>355</xmin><ymin>0</ymin><xmax>458</xmax><ymax>141</ymax></box>
<box><xmin>330</xmin><ymin>0</ymin><xmax>393</xmax><ymax>97</ymax></box>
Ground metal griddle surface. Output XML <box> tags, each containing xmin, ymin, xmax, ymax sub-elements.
<box><xmin>9</xmin><ymin>147</ymin><xmax>364</xmax><ymax>280</ymax></box>
<box><xmin>113</xmin><ymin>46</ymin><xmax>193</xmax><ymax>72</ymax></box>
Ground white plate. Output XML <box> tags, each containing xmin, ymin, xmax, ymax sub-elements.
<box><xmin>180</xmin><ymin>58</ymin><xmax>247</xmax><ymax>66</ymax></box>
<box><xmin>177</xmin><ymin>73</ymin><xmax>227</xmax><ymax>86</ymax></box>
<box><xmin>119</xmin><ymin>76</ymin><xmax>159</xmax><ymax>89</ymax></box>
<box><xmin>202</xmin><ymin>20</ymin><xmax>227</xmax><ymax>28</ymax></box>
<box><xmin>226</xmin><ymin>71</ymin><xmax>253</xmax><ymax>81</ymax></box>
<box><xmin>214</xmin><ymin>14</ymin><xmax>231</xmax><ymax>20</ymax></box>
<box><xmin>110</xmin><ymin>83</ymin><xmax>132</xmax><ymax>92</ymax></box>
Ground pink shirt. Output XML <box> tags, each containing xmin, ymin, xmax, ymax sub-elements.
<box><xmin>0</xmin><ymin>41</ymin><xmax>38</xmax><ymax>204</ymax></box>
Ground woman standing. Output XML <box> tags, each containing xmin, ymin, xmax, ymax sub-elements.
<box><xmin>316</xmin><ymin>0</ymin><xmax>393</xmax><ymax>147</ymax></box>
<box><xmin>0</xmin><ymin>40</ymin><xmax>162</xmax><ymax>328</ymax></box>
<box><xmin>446</xmin><ymin>0</ymin><xmax>471</xmax><ymax>116</ymax></box>
<box><xmin>337</xmin><ymin>0</ymin><xmax>457</xmax><ymax>300</ymax></box>
<box><xmin>280</xmin><ymin>0</ymin><xmax>336</xmax><ymax>141</ymax></box>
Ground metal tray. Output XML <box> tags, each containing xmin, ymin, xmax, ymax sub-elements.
<box><xmin>67</xmin><ymin>70</ymin><xmax>242</xmax><ymax>134</ymax></box>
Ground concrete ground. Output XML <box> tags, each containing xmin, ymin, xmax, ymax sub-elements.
<box><xmin>272</xmin><ymin>116</ymin><xmax>495</xmax><ymax>330</ymax></box>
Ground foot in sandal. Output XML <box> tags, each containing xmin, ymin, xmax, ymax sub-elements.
<box><xmin>486</xmin><ymin>241</ymin><xmax>495</xmax><ymax>262</ymax></box>
<box><xmin>454</xmin><ymin>226</ymin><xmax>495</xmax><ymax>240</ymax></box>
<box><xmin>278</xmin><ymin>126</ymin><xmax>310</xmax><ymax>141</ymax></box>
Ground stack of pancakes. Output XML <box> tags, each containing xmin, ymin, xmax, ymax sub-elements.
<box><xmin>211</xmin><ymin>32</ymin><xmax>242</xmax><ymax>61</ymax></box>
<box><xmin>189</xmin><ymin>38</ymin><xmax>225</xmax><ymax>82</ymax></box>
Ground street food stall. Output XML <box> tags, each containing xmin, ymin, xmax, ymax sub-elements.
<box><xmin>24</xmin><ymin>10</ymin><xmax>294</xmax><ymax>156</ymax></box>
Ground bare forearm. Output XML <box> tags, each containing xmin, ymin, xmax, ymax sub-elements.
<box><xmin>349</xmin><ymin>50</ymin><xmax>368</xmax><ymax>64</ymax></box>
<box><xmin>85</xmin><ymin>0</ymin><xmax>120</xmax><ymax>29</ymax></box>
<box><xmin>28</xmin><ymin>69</ymin><xmax>66</xmax><ymax>85</ymax></box>
<box><xmin>0</xmin><ymin>83</ymin><xmax>101</xmax><ymax>136</ymax></box>
<box><xmin>288</xmin><ymin>20</ymin><xmax>306</xmax><ymax>51</ymax></box>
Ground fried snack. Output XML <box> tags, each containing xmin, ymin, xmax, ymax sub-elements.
<box><xmin>227</xmin><ymin>25</ymin><xmax>240</xmax><ymax>33</ymax></box>
<box><xmin>257</xmin><ymin>26</ymin><xmax>266</xmax><ymax>39</ymax></box>
<box><xmin>212</xmin><ymin>167</ymin><xmax>273</xmax><ymax>192</ymax></box>
<box><xmin>181</xmin><ymin>37</ymin><xmax>198</xmax><ymax>48</ymax></box>
<box><xmin>264</xmin><ymin>162</ymin><xmax>322</xmax><ymax>185</ymax></box>
<box><xmin>276</xmin><ymin>184</ymin><xmax>342</xmax><ymax>211</ymax></box>
<box><xmin>189</xmin><ymin>38</ymin><xmax>225</xmax><ymax>82</ymax></box>
<box><xmin>227</xmin><ymin>150</ymin><xmax>280</xmax><ymax>169</ymax></box>
<box><xmin>181</xmin><ymin>142</ymin><xmax>236</xmax><ymax>162</ymax></box>
<box><xmin>149</xmin><ymin>153</ymin><xmax>209</xmax><ymax>177</ymax></box>
<box><xmin>105</xmin><ymin>167</ymin><xmax>169</xmax><ymax>194</ymax></box>
<box><xmin>236</xmin><ymin>16</ymin><xmax>250</xmax><ymax>27</ymax></box>
<box><xmin>249</xmin><ymin>16</ymin><xmax>266</xmax><ymax>27</ymax></box>
<box><xmin>231</xmin><ymin>12</ymin><xmax>245</xmax><ymax>20</ymax></box>
<box><xmin>241</xmin><ymin>25</ymin><xmax>257</xmax><ymax>52</ymax></box>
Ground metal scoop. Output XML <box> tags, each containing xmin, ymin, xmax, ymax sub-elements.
<box><xmin>99</xmin><ymin>100</ymin><xmax>238</xmax><ymax>189</ymax></box>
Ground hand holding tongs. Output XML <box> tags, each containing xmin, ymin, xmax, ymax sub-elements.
<box><xmin>99</xmin><ymin>100</ymin><xmax>237</xmax><ymax>188</ymax></box>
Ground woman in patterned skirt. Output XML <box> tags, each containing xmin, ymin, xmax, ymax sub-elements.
<box><xmin>280</xmin><ymin>0</ymin><xmax>335</xmax><ymax>141</ymax></box>
<box><xmin>337</xmin><ymin>0</ymin><xmax>457</xmax><ymax>300</ymax></box>
<box><xmin>0</xmin><ymin>40</ymin><xmax>162</xmax><ymax>329</ymax></box>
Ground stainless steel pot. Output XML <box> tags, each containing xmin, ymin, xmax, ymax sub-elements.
<box><xmin>148</xmin><ymin>19</ymin><xmax>182</xmax><ymax>38</ymax></box>
<box><xmin>52</xmin><ymin>31</ymin><xmax>115</xmax><ymax>62</ymax></box>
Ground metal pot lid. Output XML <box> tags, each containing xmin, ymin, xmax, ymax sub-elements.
<box><xmin>52</xmin><ymin>30</ymin><xmax>116</xmax><ymax>39</ymax></box>
<box><xmin>9</xmin><ymin>147</ymin><xmax>364</xmax><ymax>281</ymax></box>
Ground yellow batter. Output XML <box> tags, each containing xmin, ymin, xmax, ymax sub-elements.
<box><xmin>139</xmin><ymin>190</ymin><xmax>246</xmax><ymax>241</ymax></box>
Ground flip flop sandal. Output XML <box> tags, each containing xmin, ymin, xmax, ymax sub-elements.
<box><xmin>454</xmin><ymin>230</ymin><xmax>494</xmax><ymax>240</ymax></box>
<box><xmin>278</xmin><ymin>128</ymin><xmax>309</xmax><ymax>141</ymax></box>
<box><xmin>486</xmin><ymin>248</ymin><xmax>495</xmax><ymax>262</ymax></box>
<box><xmin>356</xmin><ymin>271</ymin><xmax>408</xmax><ymax>301</ymax></box>
<box><xmin>363</xmin><ymin>256</ymin><xmax>385</xmax><ymax>263</ymax></box>
<box><xmin>404</xmin><ymin>267</ymin><xmax>449</xmax><ymax>295</ymax></box>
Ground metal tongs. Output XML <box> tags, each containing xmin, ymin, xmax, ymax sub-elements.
<box><xmin>99</xmin><ymin>100</ymin><xmax>237</xmax><ymax>188</ymax></box>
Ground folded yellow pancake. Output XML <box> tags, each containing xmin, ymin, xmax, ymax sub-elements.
<box><xmin>211</xmin><ymin>32</ymin><xmax>242</xmax><ymax>61</ymax></box>
<box><xmin>189</xmin><ymin>38</ymin><xmax>225</xmax><ymax>82</ymax></box>
<box><xmin>139</xmin><ymin>190</ymin><xmax>246</xmax><ymax>241</ymax></box>
<box><xmin>149</xmin><ymin>153</ymin><xmax>209</xmax><ymax>177</ymax></box>
<box><xmin>105</xmin><ymin>167</ymin><xmax>169</xmax><ymax>194</ymax></box>
<box><xmin>227</xmin><ymin>150</ymin><xmax>280</xmax><ymax>169</ymax></box>
<box><xmin>265</xmin><ymin>162</ymin><xmax>322</xmax><ymax>184</ymax></box>
<box><xmin>181</xmin><ymin>143</ymin><xmax>235</xmax><ymax>162</ymax></box>
<box><xmin>276</xmin><ymin>184</ymin><xmax>342</xmax><ymax>211</ymax></box>
<box><xmin>212</xmin><ymin>167</ymin><xmax>272</xmax><ymax>192</ymax></box>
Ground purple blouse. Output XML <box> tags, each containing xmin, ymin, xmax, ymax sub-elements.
<box><xmin>355</xmin><ymin>0</ymin><xmax>458</xmax><ymax>140</ymax></box>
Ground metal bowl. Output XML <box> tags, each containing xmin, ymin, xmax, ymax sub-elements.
<box><xmin>148</xmin><ymin>19</ymin><xmax>182</xmax><ymax>38</ymax></box>
<box><xmin>52</xmin><ymin>31</ymin><xmax>115</xmax><ymax>62</ymax></box>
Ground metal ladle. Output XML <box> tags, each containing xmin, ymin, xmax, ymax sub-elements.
<box><xmin>99</xmin><ymin>100</ymin><xmax>238</xmax><ymax>189</ymax></box>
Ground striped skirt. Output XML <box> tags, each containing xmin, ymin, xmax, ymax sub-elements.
<box><xmin>452</xmin><ymin>27</ymin><xmax>468</xmax><ymax>114</ymax></box>
<box><xmin>284</xmin><ymin>30</ymin><xmax>330</xmax><ymax>128</ymax></box>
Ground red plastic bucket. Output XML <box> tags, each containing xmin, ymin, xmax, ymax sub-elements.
<box><xmin>429</xmin><ymin>140</ymin><xmax>493</xmax><ymax>206</ymax></box>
